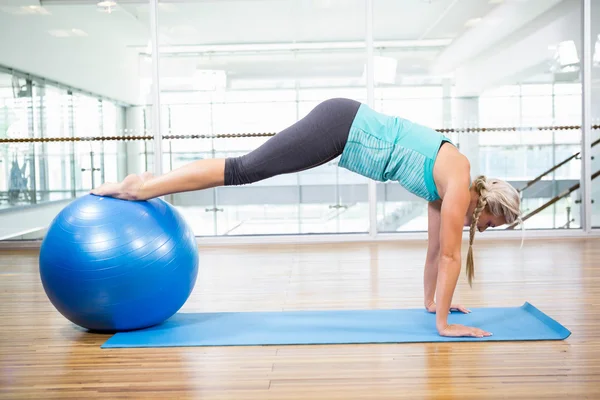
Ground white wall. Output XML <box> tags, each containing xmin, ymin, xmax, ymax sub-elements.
<box><xmin>0</xmin><ymin>200</ymin><xmax>70</xmax><ymax>240</ymax></box>
<box><xmin>0</xmin><ymin>6</ymin><xmax>142</xmax><ymax>105</ymax></box>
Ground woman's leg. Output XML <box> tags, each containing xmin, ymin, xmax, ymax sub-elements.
<box><xmin>91</xmin><ymin>98</ymin><xmax>360</xmax><ymax>200</ymax></box>
<box><xmin>224</xmin><ymin>97</ymin><xmax>360</xmax><ymax>185</ymax></box>
<box><xmin>90</xmin><ymin>158</ymin><xmax>226</xmax><ymax>201</ymax></box>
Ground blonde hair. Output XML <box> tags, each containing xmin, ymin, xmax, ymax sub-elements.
<box><xmin>466</xmin><ymin>175</ymin><xmax>522</xmax><ymax>286</ymax></box>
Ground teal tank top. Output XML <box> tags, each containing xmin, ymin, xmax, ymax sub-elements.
<box><xmin>338</xmin><ymin>103</ymin><xmax>453</xmax><ymax>202</ymax></box>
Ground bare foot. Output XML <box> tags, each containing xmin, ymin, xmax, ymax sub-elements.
<box><xmin>90</xmin><ymin>172</ymin><xmax>154</xmax><ymax>201</ymax></box>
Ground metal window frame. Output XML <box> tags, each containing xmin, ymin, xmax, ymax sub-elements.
<box><xmin>0</xmin><ymin>0</ymin><xmax>596</xmax><ymax>246</ymax></box>
<box><xmin>581</xmin><ymin>0</ymin><xmax>593</xmax><ymax>232</ymax></box>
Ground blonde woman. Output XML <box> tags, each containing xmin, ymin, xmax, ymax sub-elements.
<box><xmin>92</xmin><ymin>98</ymin><xmax>522</xmax><ymax>338</ymax></box>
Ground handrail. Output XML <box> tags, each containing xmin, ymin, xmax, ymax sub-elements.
<box><xmin>518</xmin><ymin>137</ymin><xmax>600</xmax><ymax>193</ymax></box>
<box><xmin>507</xmin><ymin>169</ymin><xmax>600</xmax><ymax>229</ymax></box>
<box><xmin>0</xmin><ymin>124</ymin><xmax>598</xmax><ymax>144</ymax></box>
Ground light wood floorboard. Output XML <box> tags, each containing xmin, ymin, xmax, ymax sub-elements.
<box><xmin>1</xmin><ymin>238</ymin><xmax>599</xmax><ymax>399</ymax></box>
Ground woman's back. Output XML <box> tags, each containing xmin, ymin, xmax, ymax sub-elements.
<box><xmin>338</xmin><ymin>103</ymin><xmax>453</xmax><ymax>201</ymax></box>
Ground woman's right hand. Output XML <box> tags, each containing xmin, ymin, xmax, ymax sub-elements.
<box><xmin>438</xmin><ymin>324</ymin><xmax>492</xmax><ymax>338</ymax></box>
<box><xmin>90</xmin><ymin>172</ymin><xmax>154</xmax><ymax>201</ymax></box>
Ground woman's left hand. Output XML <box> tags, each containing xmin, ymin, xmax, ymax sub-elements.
<box><xmin>426</xmin><ymin>302</ymin><xmax>471</xmax><ymax>314</ymax></box>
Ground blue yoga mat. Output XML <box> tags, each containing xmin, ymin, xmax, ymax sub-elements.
<box><xmin>101</xmin><ymin>302</ymin><xmax>570</xmax><ymax>348</ymax></box>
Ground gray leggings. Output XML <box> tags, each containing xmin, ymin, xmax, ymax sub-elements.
<box><xmin>224</xmin><ymin>98</ymin><xmax>361</xmax><ymax>186</ymax></box>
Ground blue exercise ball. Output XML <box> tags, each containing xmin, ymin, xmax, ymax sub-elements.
<box><xmin>39</xmin><ymin>194</ymin><xmax>199</xmax><ymax>332</ymax></box>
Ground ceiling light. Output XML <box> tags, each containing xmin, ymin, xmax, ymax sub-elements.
<box><xmin>550</xmin><ymin>40</ymin><xmax>580</xmax><ymax>73</ymax></box>
<box><xmin>71</xmin><ymin>28</ymin><xmax>88</xmax><ymax>37</ymax></box>
<box><xmin>0</xmin><ymin>5</ymin><xmax>51</xmax><ymax>15</ymax></box>
<box><xmin>97</xmin><ymin>0</ymin><xmax>116</xmax><ymax>13</ymax></box>
<box><xmin>486</xmin><ymin>16</ymin><xmax>503</xmax><ymax>26</ymax></box>
<box><xmin>133</xmin><ymin>39</ymin><xmax>453</xmax><ymax>56</ymax></box>
<box><xmin>48</xmin><ymin>29</ymin><xmax>88</xmax><ymax>38</ymax></box>
<box><xmin>48</xmin><ymin>30</ymin><xmax>69</xmax><ymax>38</ymax></box>
<box><xmin>464</xmin><ymin>17</ymin><xmax>482</xmax><ymax>28</ymax></box>
<box><xmin>556</xmin><ymin>40</ymin><xmax>579</xmax><ymax>65</ymax></box>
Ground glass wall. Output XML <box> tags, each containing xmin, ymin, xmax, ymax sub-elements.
<box><xmin>0</xmin><ymin>71</ymin><xmax>128</xmax><ymax>202</ymax></box>
<box><xmin>373</xmin><ymin>0</ymin><xmax>584</xmax><ymax>232</ymax></box>
<box><xmin>0</xmin><ymin>0</ymin><xmax>596</xmax><ymax>241</ymax></box>
<box><xmin>477</xmin><ymin>83</ymin><xmax>582</xmax><ymax>230</ymax></box>
<box><xmin>155</xmin><ymin>0</ymin><xmax>369</xmax><ymax>236</ymax></box>
<box><xmin>591</xmin><ymin>0</ymin><xmax>600</xmax><ymax>228</ymax></box>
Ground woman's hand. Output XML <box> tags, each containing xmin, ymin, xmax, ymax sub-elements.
<box><xmin>426</xmin><ymin>302</ymin><xmax>490</xmax><ymax>337</ymax></box>
<box><xmin>425</xmin><ymin>301</ymin><xmax>471</xmax><ymax>314</ymax></box>
<box><xmin>438</xmin><ymin>324</ymin><xmax>492</xmax><ymax>338</ymax></box>
<box><xmin>90</xmin><ymin>172</ymin><xmax>154</xmax><ymax>201</ymax></box>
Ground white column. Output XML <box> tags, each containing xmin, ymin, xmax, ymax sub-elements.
<box><xmin>452</xmin><ymin>96</ymin><xmax>481</xmax><ymax>178</ymax></box>
<box><xmin>149</xmin><ymin>0</ymin><xmax>163</xmax><ymax>176</ymax></box>
<box><xmin>366</xmin><ymin>0</ymin><xmax>377</xmax><ymax>237</ymax></box>
<box><xmin>124</xmin><ymin>106</ymin><xmax>146</xmax><ymax>176</ymax></box>
<box><xmin>590</xmin><ymin>80</ymin><xmax>600</xmax><ymax>228</ymax></box>
<box><xmin>589</xmin><ymin>2</ymin><xmax>600</xmax><ymax>228</ymax></box>
<box><xmin>442</xmin><ymin>78</ymin><xmax>453</xmax><ymax>132</ymax></box>
<box><xmin>581</xmin><ymin>0</ymin><xmax>592</xmax><ymax>232</ymax></box>
<box><xmin>116</xmin><ymin>106</ymin><xmax>128</xmax><ymax>181</ymax></box>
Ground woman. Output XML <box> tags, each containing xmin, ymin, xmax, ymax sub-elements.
<box><xmin>92</xmin><ymin>98</ymin><xmax>522</xmax><ymax>338</ymax></box>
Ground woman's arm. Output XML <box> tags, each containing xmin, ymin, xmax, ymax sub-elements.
<box><xmin>436</xmin><ymin>179</ymin><xmax>468</xmax><ymax>331</ymax></box>
<box><xmin>435</xmin><ymin>164</ymin><xmax>491</xmax><ymax>338</ymax></box>
<box><xmin>425</xmin><ymin>201</ymin><xmax>470</xmax><ymax>315</ymax></box>
<box><xmin>424</xmin><ymin>201</ymin><xmax>441</xmax><ymax>310</ymax></box>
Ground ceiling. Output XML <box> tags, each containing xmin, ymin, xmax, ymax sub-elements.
<box><xmin>119</xmin><ymin>0</ymin><xmax>500</xmax><ymax>44</ymax></box>
<box><xmin>0</xmin><ymin>0</ymin><xmax>594</xmax><ymax>104</ymax></box>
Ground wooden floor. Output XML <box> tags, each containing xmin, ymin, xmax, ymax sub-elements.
<box><xmin>1</xmin><ymin>238</ymin><xmax>599</xmax><ymax>399</ymax></box>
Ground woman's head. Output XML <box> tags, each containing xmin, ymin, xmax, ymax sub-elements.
<box><xmin>466</xmin><ymin>175</ymin><xmax>522</xmax><ymax>286</ymax></box>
